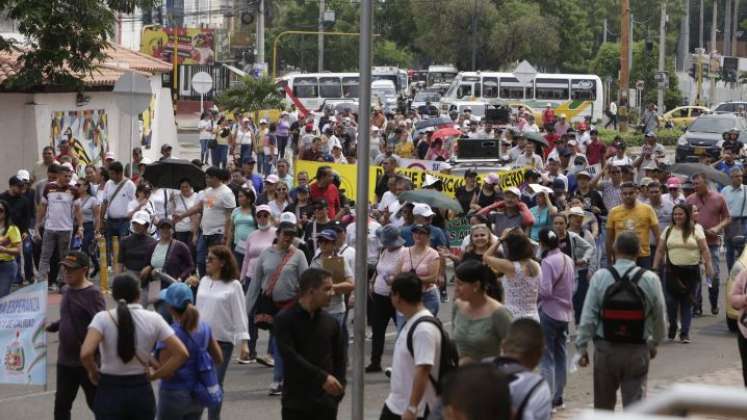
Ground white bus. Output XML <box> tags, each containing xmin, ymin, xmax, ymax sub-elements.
<box><xmin>440</xmin><ymin>71</ymin><xmax>604</xmax><ymax>123</ymax></box>
<box><xmin>427</xmin><ymin>64</ymin><xmax>459</xmax><ymax>88</ymax></box>
<box><xmin>279</xmin><ymin>68</ymin><xmax>408</xmax><ymax>111</ymax></box>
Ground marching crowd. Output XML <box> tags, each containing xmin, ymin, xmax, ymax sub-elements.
<box><xmin>4</xmin><ymin>98</ymin><xmax>747</xmax><ymax>420</ymax></box>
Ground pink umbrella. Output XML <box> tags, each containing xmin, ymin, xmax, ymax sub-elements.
<box><xmin>431</xmin><ymin>127</ymin><xmax>463</xmax><ymax>141</ymax></box>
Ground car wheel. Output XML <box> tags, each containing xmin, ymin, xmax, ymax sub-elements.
<box><xmin>727</xmin><ymin>316</ymin><xmax>738</xmax><ymax>333</ymax></box>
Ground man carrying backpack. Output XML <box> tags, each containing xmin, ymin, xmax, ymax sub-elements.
<box><xmin>493</xmin><ymin>318</ymin><xmax>552</xmax><ymax>420</ymax></box>
<box><xmin>381</xmin><ymin>272</ymin><xmax>457</xmax><ymax>420</ymax></box>
<box><xmin>576</xmin><ymin>231</ymin><xmax>666</xmax><ymax>410</ymax></box>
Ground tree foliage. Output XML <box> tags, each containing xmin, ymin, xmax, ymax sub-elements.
<box><xmin>0</xmin><ymin>0</ymin><xmax>158</xmax><ymax>90</ymax></box>
<box><xmin>214</xmin><ymin>76</ymin><xmax>285</xmax><ymax>114</ymax></box>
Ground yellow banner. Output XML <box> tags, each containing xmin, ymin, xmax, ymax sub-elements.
<box><xmin>294</xmin><ymin>160</ymin><xmax>529</xmax><ymax>204</ymax></box>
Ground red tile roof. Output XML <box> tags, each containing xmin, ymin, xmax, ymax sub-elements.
<box><xmin>0</xmin><ymin>43</ymin><xmax>172</xmax><ymax>89</ymax></box>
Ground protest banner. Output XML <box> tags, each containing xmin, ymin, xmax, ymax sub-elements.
<box><xmin>446</xmin><ymin>216</ymin><xmax>471</xmax><ymax>254</ymax></box>
<box><xmin>398</xmin><ymin>158</ymin><xmax>452</xmax><ymax>172</ymax></box>
<box><xmin>0</xmin><ymin>281</ymin><xmax>47</xmax><ymax>386</ymax></box>
<box><xmin>295</xmin><ymin>160</ymin><xmax>530</xmax><ymax>204</ymax></box>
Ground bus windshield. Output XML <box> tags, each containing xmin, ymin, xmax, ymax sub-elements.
<box><xmin>428</xmin><ymin>72</ymin><xmax>457</xmax><ymax>85</ymax></box>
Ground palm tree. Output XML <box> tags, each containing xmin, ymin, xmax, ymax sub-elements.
<box><xmin>214</xmin><ymin>76</ymin><xmax>285</xmax><ymax>114</ymax></box>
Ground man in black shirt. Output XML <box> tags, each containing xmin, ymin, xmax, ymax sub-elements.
<box><xmin>0</xmin><ymin>175</ymin><xmax>35</xmax><ymax>283</ymax></box>
<box><xmin>275</xmin><ymin>267</ymin><xmax>346</xmax><ymax>420</ymax></box>
<box><xmin>375</xmin><ymin>156</ymin><xmax>398</xmax><ymax>202</ymax></box>
<box><xmin>571</xmin><ymin>170</ymin><xmax>607</xmax><ymax>223</ymax></box>
<box><xmin>455</xmin><ymin>169</ymin><xmax>479</xmax><ymax>214</ymax></box>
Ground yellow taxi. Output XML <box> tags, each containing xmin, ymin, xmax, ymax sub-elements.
<box><xmin>662</xmin><ymin>105</ymin><xmax>710</xmax><ymax>128</ymax></box>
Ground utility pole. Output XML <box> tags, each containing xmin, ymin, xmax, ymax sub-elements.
<box><xmin>620</xmin><ymin>0</ymin><xmax>631</xmax><ymax>132</ymax></box>
<box><xmin>657</xmin><ymin>1</ymin><xmax>667</xmax><ymax>113</ymax></box>
<box><xmin>603</xmin><ymin>18</ymin><xmax>608</xmax><ymax>44</ymax></box>
<box><xmin>318</xmin><ymin>0</ymin><xmax>325</xmax><ymax>72</ymax></box>
<box><xmin>700</xmin><ymin>0</ymin><xmax>705</xmax><ymax>49</ymax></box>
<box><xmin>677</xmin><ymin>0</ymin><xmax>690</xmax><ymax>71</ymax></box>
<box><xmin>471</xmin><ymin>0</ymin><xmax>478</xmax><ymax>70</ymax></box>
<box><xmin>711</xmin><ymin>0</ymin><xmax>718</xmax><ymax>106</ymax></box>
<box><xmin>629</xmin><ymin>13</ymin><xmax>634</xmax><ymax>72</ymax></box>
<box><xmin>257</xmin><ymin>0</ymin><xmax>265</xmax><ymax>69</ymax></box>
<box><xmin>733</xmin><ymin>0</ymin><xmax>740</xmax><ymax>56</ymax></box>
<box><xmin>725</xmin><ymin>0</ymin><xmax>733</xmax><ymax>56</ymax></box>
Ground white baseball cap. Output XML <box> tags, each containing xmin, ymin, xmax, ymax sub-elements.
<box><xmin>279</xmin><ymin>212</ymin><xmax>297</xmax><ymax>225</ymax></box>
<box><xmin>16</xmin><ymin>169</ymin><xmax>30</xmax><ymax>182</ymax></box>
<box><xmin>265</xmin><ymin>174</ymin><xmax>279</xmax><ymax>184</ymax></box>
<box><xmin>255</xmin><ymin>204</ymin><xmax>272</xmax><ymax>215</ymax></box>
<box><xmin>412</xmin><ymin>203</ymin><xmax>435</xmax><ymax>217</ymax></box>
<box><xmin>131</xmin><ymin>210</ymin><xmax>151</xmax><ymax>226</ymax></box>
<box><xmin>104</xmin><ymin>152</ymin><xmax>115</xmax><ymax>160</ymax></box>
<box><xmin>504</xmin><ymin>186</ymin><xmax>521</xmax><ymax>197</ymax></box>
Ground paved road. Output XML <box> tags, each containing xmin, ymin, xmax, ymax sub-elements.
<box><xmin>0</xmin><ymin>134</ymin><xmax>740</xmax><ymax>418</ymax></box>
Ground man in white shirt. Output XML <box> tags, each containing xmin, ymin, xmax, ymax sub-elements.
<box><xmin>35</xmin><ymin>165</ymin><xmax>83</xmax><ymax>290</ymax></box>
<box><xmin>174</xmin><ymin>167</ymin><xmax>236</xmax><ymax>276</ymax></box>
<box><xmin>381</xmin><ymin>272</ymin><xmax>442</xmax><ymax>420</ymax></box>
<box><xmin>514</xmin><ymin>141</ymin><xmax>544</xmax><ymax>171</ymax></box>
<box><xmin>100</xmin><ymin>161</ymin><xmax>137</xmax><ymax>259</ymax></box>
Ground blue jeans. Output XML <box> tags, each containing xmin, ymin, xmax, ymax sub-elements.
<box><xmin>539</xmin><ymin>310</ymin><xmax>569</xmax><ymax>405</ymax></box>
<box><xmin>573</xmin><ymin>270</ymin><xmax>590</xmax><ymax>325</ymax></box>
<box><xmin>15</xmin><ymin>236</ymin><xmax>33</xmax><ymax>284</ymax></box>
<box><xmin>200</xmin><ymin>139</ymin><xmax>210</xmax><ymax>163</ymax></box>
<box><xmin>330</xmin><ymin>311</ymin><xmax>349</xmax><ymax>354</ymax></box>
<box><xmin>196</xmin><ymin>233</ymin><xmax>224</xmax><ymax>277</ymax></box>
<box><xmin>94</xmin><ymin>373</ymin><xmax>155</xmax><ymax>420</ymax></box>
<box><xmin>256</xmin><ymin>152</ymin><xmax>266</xmax><ymax>175</ymax></box>
<box><xmin>0</xmin><ymin>260</ymin><xmax>18</xmax><ymax>298</ymax></box>
<box><xmin>276</xmin><ymin>135</ymin><xmax>289</xmax><ymax>160</ymax></box>
<box><xmin>81</xmin><ymin>222</ymin><xmax>100</xmax><ymax>275</ymax></box>
<box><xmin>157</xmin><ymin>388</ymin><xmax>203</xmax><ymax>420</ymax></box>
<box><xmin>727</xmin><ymin>240</ymin><xmax>740</xmax><ymax>274</ymax></box>
<box><xmin>708</xmin><ymin>244</ymin><xmax>721</xmax><ymax>310</ymax></box>
<box><xmin>212</xmin><ymin>144</ymin><xmax>229</xmax><ymax>169</ymax></box>
<box><xmin>209</xmin><ymin>341</ymin><xmax>233</xmax><ymax>420</ymax></box>
<box><xmin>270</xmin><ymin>333</ymin><xmax>285</xmax><ymax>383</ymax></box>
<box><xmin>239</xmin><ymin>144</ymin><xmax>252</xmax><ymax>165</ymax></box>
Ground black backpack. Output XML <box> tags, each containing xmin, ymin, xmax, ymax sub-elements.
<box><xmin>495</xmin><ymin>359</ymin><xmax>547</xmax><ymax>420</ymax></box>
<box><xmin>601</xmin><ymin>266</ymin><xmax>647</xmax><ymax>344</ymax></box>
<box><xmin>406</xmin><ymin>316</ymin><xmax>459</xmax><ymax>395</ymax></box>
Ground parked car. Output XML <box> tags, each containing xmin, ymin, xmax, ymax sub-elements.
<box><xmin>712</xmin><ymin>101</ymin><xmax>747</xmax><ymax>114</ymax></box>
<box><xmin>675</xmin><ymin>113</ymin><xmax>747</xmax><ymax>162</ymax></box>
<box><xmin>411</xmin><ymin>90</ymin><xmax>441</xmax><ymax>116</ymax></box>
<box><xmin>662</xmin><ymin>105</ymin><xmax>711</xmax><ymax>128</ymax></box>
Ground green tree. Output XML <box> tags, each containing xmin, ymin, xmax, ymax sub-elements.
<box><xmin>214</xmin><ymin>76</ymin><xmax>285</xmax><ymax>114</ymax></box>
<box><xmin>0</xmin><ymin>0</ymin><xmax>158</xmax><ymax>90</ymax></box>
<box><xmin>490</xmin><ymin>0</ymin><xmax>559</xmax><ymax>70</ymax></box>
<box><xmin>374</xmin><ymin>40</ymin><xmax>414</xmax><ymax>68</ymax></box>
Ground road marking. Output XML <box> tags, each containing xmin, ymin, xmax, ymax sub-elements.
<box><xmin>0</xmin><ymin>390</ymin><xmax>55</xmax><ymax>403</ymax></box>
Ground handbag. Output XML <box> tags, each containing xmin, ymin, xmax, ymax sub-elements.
<box><xmin>663</xmin><ymin>226</ymin><xmax>690</xmax><ymax>296</ymax></box>
<box><xmin>254</xmin><ymin>247</ymin><xmax>296</xmax><ymax>330</ymax></box>
<box><xmin>177</xmin><ymin>325</ymin><xmax>223</xmax><ymax>408</ymax></box>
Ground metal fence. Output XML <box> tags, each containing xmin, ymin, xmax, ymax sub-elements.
<box><xmin>177</xmin><ymin>63</ymin><xmax>238</xmax><ymax>100</ymax></box>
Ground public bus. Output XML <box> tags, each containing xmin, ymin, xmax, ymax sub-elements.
<box><xmin>427</xmin><ymin>64</ymin><xmax>459</xmax><ymax>88</ymax></box>
<box><xmin>439</xmin><ymin>71</ymin><xmax>604</xmax><ymax>123</ymax></box>
<box><xmin>278</xmin><ymin>68</ymin><xmax>408</xmax><ymax>111</ymax></box>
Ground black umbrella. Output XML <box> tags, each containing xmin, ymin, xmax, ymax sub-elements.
<box><xmin>142</xmin><ymin>158</ymin><xmax>206</xmax><ymax>191</ymax></box>
<box><xmin>415</xmin><ymin>117</ymin><xmax>453</xmax><ymax>131</ymax></box>
<box><xmin>670</xmin><ymin>162</ymin><xmax>730</xmax><ymax>186</ymax></box>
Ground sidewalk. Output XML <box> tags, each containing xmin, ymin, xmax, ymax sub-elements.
<box><xmin>555</xmin><ymin>364</ymin><xmax>744</xmax><ymax>419</ymax></box>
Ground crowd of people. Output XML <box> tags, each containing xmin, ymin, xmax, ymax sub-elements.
<box><xmin>5</xmin><ymin>96</ymin><xmax>747</xmax><ymax>420</ymax></box>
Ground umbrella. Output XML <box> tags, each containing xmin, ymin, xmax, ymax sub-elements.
<box><xmin>431</xmin><ymin>127</ymin><xmax>463</xmax><ymax>141</ymax></box>
<box><xmin>670</xmin><ymin>162</ymin><xmax>730</xmax><ymax>186</ymax></box>
<box><xmin>398</xmin><ymin>189</ymin><xmax>464</xmax><ymax>214</ymax></box>
<box><xmin>523</xmin><ymin>131</ymin><xmax>549</xmax><ymax>147</ymax></box>
<box><xmin>415</xmin><ymin>116</ymin><xmax>453</xmax><ymax>131</ymax></box>
<box><xmin>142</xmin><ymin>158</ymin><xmax>206</xmax><ymax>191</ymax></box>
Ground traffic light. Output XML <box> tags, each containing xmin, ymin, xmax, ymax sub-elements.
<box><xmin>723</xmin><ymin>56</ymin><xmax>739</xmax><ymax>83</ymax></box>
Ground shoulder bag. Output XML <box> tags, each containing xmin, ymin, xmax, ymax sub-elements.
<box><xmin>254</xmin><ymin>247</ymin><xmax>296</xmax><ymax>330</ymax></box>
<box><xmin>101</xmin><ymin>180</ymin><xmax>128</xmax><ymax>220</ymax></box>
<box><xmin>725</xmin><ymin>186</ymin><xmax>747</xmax><ymax>243</ymax></box>
<box><xmin>663</xmin><ymin>226</ymin><xmax>693</xmax><ymax>296</ymax></box>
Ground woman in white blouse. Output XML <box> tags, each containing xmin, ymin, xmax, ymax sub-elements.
<box><xmin>81</xmin><ymin>273</ymin><xmax>188</xmax><ymax>420</ymax></box>
<box><xmin>190</xmin><ymin>244</ymin><xmax>249</xmax><ymax>420</ymax></box>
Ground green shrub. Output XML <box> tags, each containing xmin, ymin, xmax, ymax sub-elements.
<box><xmin>596</xmin><ymin>127</ymin><xmax>682</xmax><ymax>147</ymax></box>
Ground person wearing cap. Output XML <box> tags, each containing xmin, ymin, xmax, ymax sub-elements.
<box><xmin>1</xmin><ymin>175</ymin><xmax>34</xmax><ymax>249</ymax></box>
<box><xmin>246</xmin><ymin>221</ymin><xmax>309</xmax><ymax>396</ymax></box>
<box><xmin>553</xmin><ymin>114</ymin><xmax>570</xmax><ymax>136</ymax></box>
<box><xmin>401</xmin><ymin>223</ymin><xmax>441</xmax><ymax>318</ymax></box>
<box><xmin>635</xmin><ymin>131</ymin><xmax>666</xmax><ymax>174</ymax></box>
<box><xmin>455</xmin><ymin>170</ymin><xmax>479</xmax><ymax>214</ymax></box>
<box><xmin>470</xmin><ymin>174</ymin><xmax>499</xmax><ymax>212</ymax></box>
<box><xmin>310</xmin><ymin>229</ymin><xmax>354</xmax><ymax>341</ymax></box>
<box><xmin>664</xmin><ymin>177</ymin><xmax>685</xmax><ymax>205</ymax></box>
<box><xmin>544</xmin><ymin>158</ymin><xmax>568</xmax><ymax>193</ymax></box>
<box><xmin>543</xmin><ymin>103</ymin><xmax>557</xmax><ymax>131</ymax></box>
<box><xmin>117</xmin><ymin>210</ymin><xmax>157</xmax><ymax>277</ymax></box>
<box><xmin>175</xmin><ymin>167</ymin><xmax>236</xmax><ymax>277</ymax></box>
<box><xmin>155</xmin><ymin>281</ymin><xmax>224</xmax><ymax>420</ymax></box>
<box><xmin>0</xmin><ymin>199</ymin><xmax>20</xmax><ymax>298</ymax></box>
<box><xmin>256</xmin><ymin>172</ymin><xmax>278</xmax><ymax>207</ymax></box>
<box><xmin>478</xmin><ymin>187</ymin><xmax>536</xmax><ymax>237</ymax></box>
<box><xmin>572</xmin><ymin>170</ymin><xmax>606</xmax><ymax>222</ymax></box>
<box><xmin>401</xmin><ymin>203</ymin><xmax>448</xmax><ymax>249</ymax></box>
<box><xmin>310</xmin><ymin>166</ymin><xmax>342</xmax><ymax>221</ymax></box>
<box><xmin>141</xmin><ymin>218</ymin><xmax>194</xmax><ymax>302</ymax></box>
<box><xmin>528</xmin><ymin>187</ymin><xmax>558</xmax><ymax>241</ymax></box>
<box><xmin>304</xmin><ymin>198</ymin><xmax>336</xmax><ymax>258</ymax></box>
<box><xmin>160</xmin><ymin>143</ymin><xmax>173</xmax><ymax>161</ymax></box>
<box><xmin>35</xmin><ymin>163</ymin><xmax>83</xmax><ymax>290</ymax></box>
<box><xmin>716</xmin><ymin>148</ymin><xmax>744</xmax><ymax>177</ymax></box>
<box><xmin>286</xmin><ymin>184</ymin><xmax>312</xmax><ymax>227</ymax></box>
<box><xmin>606</xmin><ymin>182</ymin><xmax>661</xmax><ymax>269</ymax></box>
<box><xmin>46</xmin><ymin>251</ymin><xmax>105</xmax><ymax>420</ymax></box>
<box><xmin>640</xmin><ymin>103</ymin><xmax>659</xmax><ymax>134</ymax></box>
<box><xmin>642</xmin><ymin>179</ymin><xmax>674</xmax><ymax>252</ymax></box>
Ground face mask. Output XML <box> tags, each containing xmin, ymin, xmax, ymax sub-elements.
<box><xmin>258</xmin><ymin>223</ymin><xmax>271</xmax><ymax>230</ymax></box>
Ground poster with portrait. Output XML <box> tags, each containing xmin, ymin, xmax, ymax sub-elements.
<box><xmin>49</xmin><ymin>109</ymin><xmax>109</xmax><ymax>165</ymax></box>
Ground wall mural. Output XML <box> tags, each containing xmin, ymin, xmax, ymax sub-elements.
<box><xmin>49</xmin><ymin>110</ymin><xmax>109</xmax><ymax>165</ymax></box>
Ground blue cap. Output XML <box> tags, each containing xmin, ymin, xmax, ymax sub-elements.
<box><xmin>317</xmin><ymin>229</ymin><xmax>337</xmax><ymax>241</ymax></box>
<box><xmin>159</xmin><ymin>282</ymin><xmax>193</xmax><ymax>310</ymax></box>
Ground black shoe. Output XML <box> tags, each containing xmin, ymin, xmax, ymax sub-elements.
<box><xmin>668</xmin><ymin>328</ymin><xmax>677</xmax><ymax>341</ymax></box>
<box><xmin>712</xmin><ymin>306</ymin><xmax>720</xmax><ymax>315</ymax></box>
<box><xmin>693</xmin><ymin>307</ymin><xmax>703</xmax><ymax>317</ymax></box>
<box><xmin>365</xmin><ymin>363</ymin><xmax>382</xmax><ymax>373</ymax></box>
<box><xmin>384</xmin><ymin>367</ymin><xmax>392</xmax><ymax>378</ymax></box>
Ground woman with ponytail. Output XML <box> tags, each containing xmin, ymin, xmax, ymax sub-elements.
<box><xmin>451</xmin><ymin>259</ymin><xmax>512</xmax><ymax>364</ymax></box>
<box><xmin>81</xmin><ymin>273</ymin><xmax>189</xmax><ymax>420</ymax></box>
<box><xmin>157</xmin><ymin>282</ymin><xmax>224</xmax><ymax>420</ymax></box>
